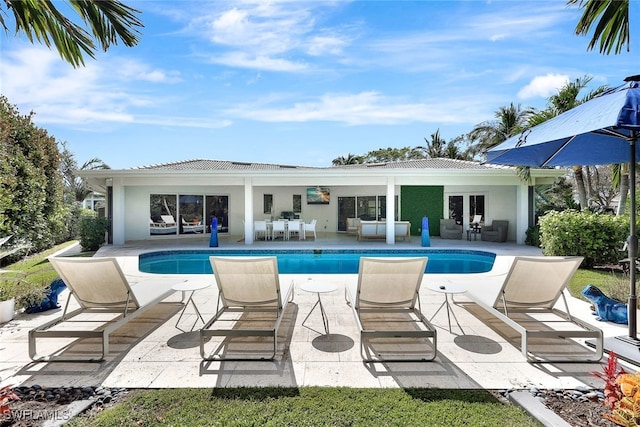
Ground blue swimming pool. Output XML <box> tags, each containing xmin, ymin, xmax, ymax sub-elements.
<box><xmin>138</xmin><ymin>249</ymin><xmax>496</xmax><ymax>274</ymax></box>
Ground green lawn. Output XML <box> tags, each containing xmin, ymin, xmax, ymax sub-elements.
<box><xmin>66</xmin><ymin>387</ymin><xmax>542</xmax><ymax>427</ymax></box>
<box><xmin>569</xmin><ymin>267</ymin><xmax>631</xmax><ymax>305</ymax></box>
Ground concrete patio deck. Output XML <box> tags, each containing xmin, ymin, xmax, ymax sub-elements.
<box><xmin>0</xmin><ymin>233</ymin><xmax>636</xmax><ymax>395</ymax></box>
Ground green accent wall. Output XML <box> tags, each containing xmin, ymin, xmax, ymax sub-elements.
<box><xmin>400</xmin><ymin>186</ymin><xmax>444</xmax><ymax>236</ymax></box>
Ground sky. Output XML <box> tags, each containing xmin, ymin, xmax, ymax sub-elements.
<box><xmin>1</xmin><ymin>0</ymin><xmax>639</xmax><ymax>169</ymax></box>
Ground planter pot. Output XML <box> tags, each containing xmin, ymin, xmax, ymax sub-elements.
<box><xmin>0</xmin><ymin>298</ymin><xmax>15</xmax><ymax>323</ymax></box>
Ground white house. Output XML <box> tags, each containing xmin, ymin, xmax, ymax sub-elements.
<box><xmin>78</xmin><ymin>158</ymin><xmax>562</xmax><ymax>245</ymax></box>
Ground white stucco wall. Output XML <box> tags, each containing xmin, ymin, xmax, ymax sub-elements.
<box><xmin>118</xmin><ymin>181</ymin><xmax>525</xmax><ymax>243</ymax></box>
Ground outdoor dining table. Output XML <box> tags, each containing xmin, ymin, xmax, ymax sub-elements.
<box><xmin>264</xmin><ymin>220</ymin><xmax>304</xmax><ymax>240</ymax></box>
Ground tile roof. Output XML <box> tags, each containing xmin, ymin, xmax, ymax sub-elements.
<box><xmin>132</xmin><ymin>159</ymin><xmax>311</xmax><ymax>170</ymax></box>
<box><xmin>333</xmin><ymin>158</ymin><xmax>507</xmax><ymax>170</ymax></box>
<box><xmin>131</xmin><ymin>158</ymin><xmax>510</xmax><ymax>171</ymax></box>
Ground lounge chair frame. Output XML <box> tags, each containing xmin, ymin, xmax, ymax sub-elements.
<box><xmin>200</xmin><ymin>256</ymin><xmax>294</xmax><ymax>361</ymax></box>
<box><xmin>466</xmin><ymin>256</ymin><xmax>603</xmax><ymax>363</ymax></box>
<box><xmin>345</xmin><ymin>257</ymin><xmax>437</xmax><ymax>362</ymax></box>
<box><xmin>29</xmin><ymin>257</ymin><xmax>178</xmax><ymax>362</ymax></box>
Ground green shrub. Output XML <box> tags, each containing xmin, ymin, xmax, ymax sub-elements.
<box><xmin>539</xmin><ymin>210</ymin><xmax>629</xmax><ymax>268</ymax></box>
<box><xmin>79</xmin><ymin>214</ymin><xmax>109</xmax><ymax>251</ymax></box>
<box><xmin>524</xmin><ymin>225</ymin><xmax>540</xmax><ymax>247</ymax></box>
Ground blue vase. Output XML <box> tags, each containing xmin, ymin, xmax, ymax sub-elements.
<box><xmin>209</xmin><ymin>218</ymin><xmax>219</xmax><ymax>247</ymax></box>
<box><xmin>421</xmin><ymin>217</ymin><xmax>430</xmax><ymax>247</ymax></box>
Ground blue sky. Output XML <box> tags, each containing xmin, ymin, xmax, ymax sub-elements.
<box><xmin>1</xmin><ymin>0</ymin><xmax>638</xmax><ymax>169</ymax></box>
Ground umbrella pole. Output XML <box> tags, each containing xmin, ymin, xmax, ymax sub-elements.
<box><xmin>629</xmin><ymin>133</ymin><xmax>638</xmax><ymax>340</ymax></box>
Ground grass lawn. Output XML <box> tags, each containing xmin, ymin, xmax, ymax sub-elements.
<box><xmin>569</xmin><ymin>267</ymin><xmax>631</xmax><ymax>305</ymax></box>
<box><xmin>66</xmin><ymin>387</ymin><xmax>542</xmax><ymax>427</ymax></box>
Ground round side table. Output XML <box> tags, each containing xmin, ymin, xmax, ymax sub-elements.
<box><xmin>300</xmin><ymin>280</ymin><xmax>338</xmax><ymax>334</ymax></box>
<box><xmin>427</xmin><ymin>282</ymin><xmax>466</xmax><ymax>334</ymax></box>
<box><xmin>173</xmin><ymin>281</ymin><xmax>211</xmax><ymax>332</ymax></box>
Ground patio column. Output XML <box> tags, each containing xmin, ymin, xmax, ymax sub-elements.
<box><xmin>244</xmin><ymin>177</ymin><xmax>254</xmax><ymax>244</ymax></box>
<box><xmin>386</xmin><ymin>176</ymin><xmax>395</xmax><ymax>245</ymax></box>
<box><xmin>515</xmin><ymin>183</ymin><xmax>528</xmax><ymax>245</ymax></box>
<box><xmin>111</xmin><ymin>178</ymin><xmax>125</xmax><ymax>245</ymax></box>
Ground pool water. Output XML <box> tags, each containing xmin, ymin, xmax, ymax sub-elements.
<box><xmin>138</xmin><ymin>249</ymin><xmax>496</xmax><ymax>274</ymax></box>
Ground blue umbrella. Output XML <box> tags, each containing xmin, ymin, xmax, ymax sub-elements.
<box><xmin>486</xmin><ymin>76</ymin><xmax>640</xmax><ymax>350</ymax></box>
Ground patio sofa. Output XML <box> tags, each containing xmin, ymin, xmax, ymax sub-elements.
<box><xmin>357</xmin><ymin>221</ymin><xmax>411</xmax><ymax>241</ymax></box>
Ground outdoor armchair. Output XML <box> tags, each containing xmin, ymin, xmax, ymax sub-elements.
<box><xmin>439</xmin><ymin>219</ymin><xmax>462</xmax><ymax>240</ymax></box>
<box><xmin>480</xmin><ymin>220</ymin><xmax>508</xmax><ymax>242</ymax></box>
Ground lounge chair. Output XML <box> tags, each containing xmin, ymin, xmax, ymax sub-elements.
<box><xmin>618</xmin><ymin>240</ymin><xmax>640</xmax><ymax>274</ymax></box>
<box><xmin>465</xmin><ymin>256</ymin><xmax>603</xmax><ymax>363</ymax></box>
<box><xmin>160</xmin><ymin>215</ymin><xmax>177</xmax><ymax>226</ymax></box>
<box><xmin>200</xmin><ymin>256</ymin><xmax>294</xmax><ymax>361</ymax></box>
<box><xmin>29</xmin><ymin>257</ymin><xmax>179</xmax><ymax>362</ymax></box>
<box><xmin>345</xmin><ymin>257</ymin><xmax>437</xmax><ymax>362</ymax></box>
<box><xmin>181</xmin><ymin>218</ymin><xmax>204</xmax><ymax>233</ymax></box>
<box><xmin>439</xmin><ymin>219</ymin><xmax>462</xmax><ymax>240</ymax></box>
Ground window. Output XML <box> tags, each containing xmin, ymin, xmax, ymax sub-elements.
<box><xmin>357</xmin><ymin>196</ymin><xmax>376</xmax><ymax>220</ymax></box>
<box><xmin>469</xmin><ymin>195</ymin><xmax>485</xmax><ymax>223</ymax></box>
<box><xmin>149</xmin><ymin>194</ymin><xmax>177</xmax><ymax>236</ymax></box>
<box><xmin>293</xmin><ymin>194</ymin><xmax>302</xmax><ymax>213</ymax></box>
<box><xmin>206</xmin><ymin>195</ymin><xmax>229</xmax><ymax>233</ymax></box>
<box><xmin>264</xmin><ymin>194</ymin><xmax>273</xmax><ymax>214</ymax></box>
<box><xmin>448</xmin><ymin>195</ymin><xmax>463</xmax><ymax>224</ymax></box>
<box><xmin>179</xmin><ymin>194</ymin><xmax>204</xmax><ymax>234</ymax></box>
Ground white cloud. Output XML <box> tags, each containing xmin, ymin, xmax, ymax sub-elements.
<box><xmin>0</xmin><ymin>44</ymin><xmax>216</xmax><ymax>129</ymax></box>
<box><xmin>113</xmin><ymin>59</ymin><xmax>183</xmax><ymax>83</ymax></box>
<box><xmin>517</xmin><ymin>73</ymin><xmax>570</xmax><ymax>99</ymax></box>
<box><xmin>189</xmin><ymin>1</ymin><xmax>353</xmax><ymax>72</ymax></box>
<box><xmin>208</xmin><ymin>52</ymin><xmax>308</xmax><ymax>72</ymax></box>
<box><xmin>307</xmin><ymin>35</ymin><xmax>346</xmax><ymax>56</ymax></box>
<box><xmin>224</xmin><ymin>91</ymin><xmax>489</xmax><ymax>126</ymax></box>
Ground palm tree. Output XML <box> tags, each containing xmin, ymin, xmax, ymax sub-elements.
<box><xmin>0</xmin><ymin>0</ymin><xmax>142</xmax><ymax>67</ymax></box>
<box><xmin>529</xmin><ymin>76</ymin><xmax>611</xmax><ymax>210</ymax></box>
<box><xmin>568</xmin><ymin>0</ymin><xmax>629</xmax><ymax>54</ymax></box>
<box><xmin>423</xmin><ymin>129</ymin><xmax>447</xmax><ymax>158</ymax></box>
<box><xmin>468</xmin><ymin>103</ymin><xmax>534</xmax><ymax>154</ymax></box>
<box><xmin>331</xmin><ymin>153</ymin><xmax>362</xmax><ymax>166</ymax></box>
<box><xmin>569</xmin><ymin>0</ymin><xmax>633</xmax><ymax>213</ymax></box>
<box><xmin>59</xmin><ymin>142</ymin><xmax>109</xmax><ymax>203</ymax></box>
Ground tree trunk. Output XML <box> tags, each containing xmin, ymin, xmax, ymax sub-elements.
<box><xmin>617</xmin><ymin>170</ymin><xmax>629</xmax><ymax>216</ymax></box>
<box><xmin>573</xmin><ymin>166</ymin><xmax>588</xmax><ymax>210</ymax></box>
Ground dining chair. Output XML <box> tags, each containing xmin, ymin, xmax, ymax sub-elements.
<box><xmin>272</xmin><ymin>220</ymin><xmax>286</xmax><ymax>240</ymax></box>
<box><xmin>254</xmin><ymin>220</ymin><xmax>268</xmax><ymax>240</ymax></box>
<box><xmin>287</xmin><ymin>220</ymin><xmax>301</xmax><ymax>240</ymax></box>
<box><xmin>304</xmin><ymin>219</ymin><xmax>317</xmax><ymax>240</ymax></box>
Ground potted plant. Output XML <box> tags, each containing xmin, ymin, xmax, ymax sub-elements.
<box><xmin>0</xmin><ymin>277</ymin><xmax>18</xmax><ymax>323</ymax></box>
<box><xmin>0</xmin><ymin>272</ymin><xmax>47</xmax><ymax>323</ymax></box>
